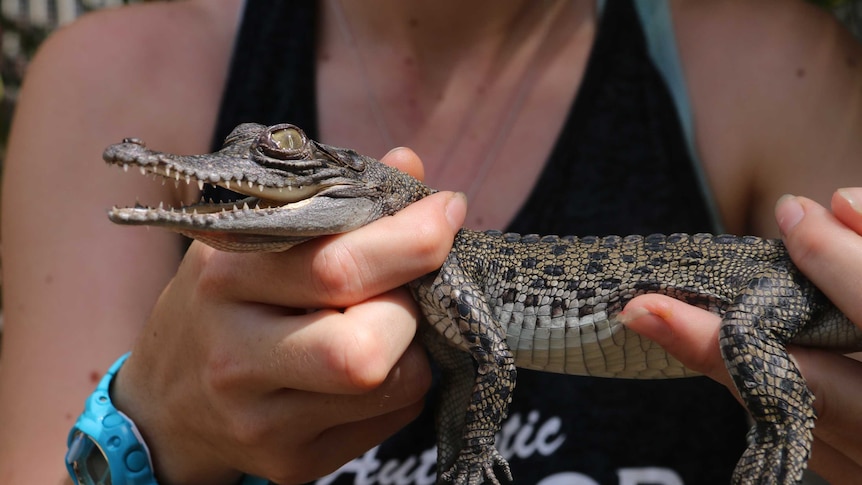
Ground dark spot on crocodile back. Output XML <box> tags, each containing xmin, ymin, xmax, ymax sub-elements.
<box><xmin>551</xmin><ymin>244</ymin><xmax>569</xmax><ymax>256</ymax></box>
<box><xmin>544</xmin><ymin>265</ymin><xmax>565</xmax><ymax>277</ymax></box>
<box><xmin>503</xmin><ymin>268</ymin><xmax>519</xmax><ymax>282</ymax></box>
<box><xmin>644</xmin><ymin>234</ymin><xmax>667</xmax><ymax>251</ymax></box>
<box><xmin>600</xmin><ymin>278</ymin><xmax>622</xmax><ymax>290</ymax></box>
<box><xmin>530</xmin><ymin>278</ymin><xmax>547</xmax><ymax>289</ymax></box>
<box><xmin>634</xmin><ymin>280</ymin><xmax>662</xmax><ymax>292</ymax></box>
<box><xmin>601</xmin><ymin>235</ymin><xmax>622</xmax><ymax>248</ymax></box>
<box><xmin>586</xmin><ymin>261</ymin><xmax>603</xmax><ymax>274</ymax></box>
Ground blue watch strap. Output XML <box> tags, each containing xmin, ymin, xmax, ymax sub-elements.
<box><xmin>67</xmin><ymin>352</ymin><xmax>268</xmax><ymax>485</ymax></box>
<box><xmin>66</xmin><ymin>352</ymin><xmax>157</xmax><ymax>485</ymax></box>
<box><xmin>241</xmin><ymin>475</ymin><xmax>270</xmax><ymax>485</ymax></box>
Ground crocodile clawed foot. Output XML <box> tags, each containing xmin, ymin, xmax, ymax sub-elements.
<box><xmin>730</xmin><ymin>424</ymin><xmax>812</xmax><ymax>485</ymax></box>
<box><xmin>439</xmin><ymin>446</ymin><xmax>512</xmax><ymax>485</ymax></box>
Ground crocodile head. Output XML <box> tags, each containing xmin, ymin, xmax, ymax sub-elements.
<box><xmin>105</xmin><ymin>123</ymin><xmax>434</xmax><ymax>251</ymax></box>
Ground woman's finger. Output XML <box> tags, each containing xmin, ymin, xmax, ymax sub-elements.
<box><xmin>620</xmin><ymin>294</ymin><xmax>733</xmax><ymax>388</ymax></box>
<box><xmin>208</xmin><ymin>287</ymin><xmax>425</xmax><ymax>395</ymax></box>
<box><xmin>776</xmin><ymin>193</ymin><xmax>862</xmax><ymax>324</ymax></box>
<box><xmin>789</xmin><ymin>347</ymin><xmax>862</xmax><ymax>467</ymax></box>
<box><xmin>199</xmin><ymin>190</ymin><xmax>466</xmax><ymax>309</ymax></box>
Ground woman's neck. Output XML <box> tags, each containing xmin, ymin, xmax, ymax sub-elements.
<box><xmin>328</xmin><ymin>1</ymin><xmax>591</xmax><ymax>80</ymax></box>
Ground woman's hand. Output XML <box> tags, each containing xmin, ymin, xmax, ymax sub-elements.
<box><xmin>111</xmin><ymin>149</ymin><xmax>467</xmax><ymax>485</ymax></box>
<box><xmin>623</xmin><ymin>188</ymin><xmax>862</xmax><ymax>483</ymax></box>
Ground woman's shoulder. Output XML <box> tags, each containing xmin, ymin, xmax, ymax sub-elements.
<box><xmin>673</xmin><ymin>0</ymin><xmax>860</xmax><ymax>127</ymax></box>
<box><xmin>35</xmin><ymin>0</ymin><xmax>239</xmax><ymax>79</ymax></box>
<box><xmin>21</xmin><ymin>0</ymin><xmax>243</xmax><ymax>151</ymax></box>
<box><xmin>671</xmin><ymin>0</ymin><xmax>862</xmax><ymax>234</ymax></box>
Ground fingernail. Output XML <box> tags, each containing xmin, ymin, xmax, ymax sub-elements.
<box><xmin>384</xmin><ymin>146</ymin><xmax>408</xmax><ymax>158</ymax></box>
<box><xmin>838</xmin><ymin>188</ymin><xmax>862</xmax><ymax>214</ymax></box>
<box><xmin>616</xmin><ymin>306</ymin><xmax>652</xmax><ymax>325</ymax></box>
<box><xmin>775</xmin><ymin>194</ymin><xmax>804</xmax><ymax>236</ymax></box>
<box><xmin>445</xmin><ymin>192</ymin><xmax>468</xmax><ymax>231</ymax></box>
<box><xmin>618</xmin><ymin>307</ymin><xmax>673</xmax><ymax>343</ymax></box>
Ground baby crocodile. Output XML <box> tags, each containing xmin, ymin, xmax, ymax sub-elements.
<box><xmin>104</xmin><ymin>123</ymin><xmax>862</xmax><ymax>485</ymax></box>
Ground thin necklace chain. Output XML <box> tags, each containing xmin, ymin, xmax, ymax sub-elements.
<box><xmin>330</xmin><ymin>1</ymin><xmax>568</xmax><ymax>200</ymax></box>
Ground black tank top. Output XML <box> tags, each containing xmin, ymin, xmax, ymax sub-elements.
<box><xmin>209</xmin><ymin>1</ymin><xmax>747</xmax><ymax>483</ymax></box>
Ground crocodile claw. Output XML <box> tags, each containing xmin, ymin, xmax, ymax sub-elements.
<box><xmin>439</xmin><ymin>446</ymin><xmax>512</xmax><ymax>485</ymax></box>
<box><xmin>730</xmin><ymin>422</ymin><xmax>813</xmax><ymax>485</ymax></box>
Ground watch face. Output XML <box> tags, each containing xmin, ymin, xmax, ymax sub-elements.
<box><xmin>67</xmin><ymin>431</ymin><xmax>112</xmax><ymax>485</ymax></box>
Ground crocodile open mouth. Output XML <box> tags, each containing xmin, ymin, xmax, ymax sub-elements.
<box><xmin>107</xmin><ymin>153</ymin><xmax>327</xmax><ymax>223</ymax></box>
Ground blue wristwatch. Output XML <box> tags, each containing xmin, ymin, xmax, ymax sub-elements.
<box><xmin>66</xmin><ymin>352</ymin><xmax>268</xmax><ymax>485</ymax></box>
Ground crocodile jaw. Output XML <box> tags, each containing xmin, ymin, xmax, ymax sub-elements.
<box><xmin>108</xmin><ymin>192</ymin><xmax>379</xmax><ymax>252</ymax></box>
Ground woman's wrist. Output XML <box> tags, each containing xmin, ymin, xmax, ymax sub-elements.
<box><xmin>107</xmin><ymin>353</ymin><xmax>261</xmax><ymax>485</ymax></box>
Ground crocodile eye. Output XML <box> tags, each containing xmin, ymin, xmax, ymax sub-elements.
<box><xmin>255</xmin><ymin>123</ymin><xmax>311</xmax><ymax>160</ymax></box>
<box><xmin>270</xmin><ymin>127</ymin><xmax>304</xmax><ymax>150</ymax></box>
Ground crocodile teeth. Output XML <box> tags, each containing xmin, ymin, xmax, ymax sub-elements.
<box><xmin>123</xmin><ymin>164</ymin><xmax>129</xmax><ymax>172</ymax></box>
<box><xmin>139</xmin><ymin>167</ymin><xmax>147</xmax><ymax>176</ymax></box>
<box><xmin>197</xmin><ymin>180</ymin><xmax>205</xmax><ymax>191</ymax></box>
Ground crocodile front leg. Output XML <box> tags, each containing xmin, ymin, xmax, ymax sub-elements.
<box><xmin>412</xmin><ymin>260</ymin><xmax>517</xmax><ymax>485</ymax></box>
<box><xmin>719</xmin><ymin>266</ymin><xmax>818</xmax><ymax>485</ymax></box>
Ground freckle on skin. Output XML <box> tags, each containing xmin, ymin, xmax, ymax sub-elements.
<box><xmin>796</xmin><ymin>68</ymin><xmax>806</xmax><ymax>78</ymax></box>
<box><xmin>89</xmin><ymin>371</ymin><xmax>100</xmax><ymax>384</ymax></box>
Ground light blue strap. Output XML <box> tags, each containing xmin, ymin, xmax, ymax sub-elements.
<box><xmin>241</xmin><ymin>475</ymin><xmax>269</xmax><ymax>485</ymax></box>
